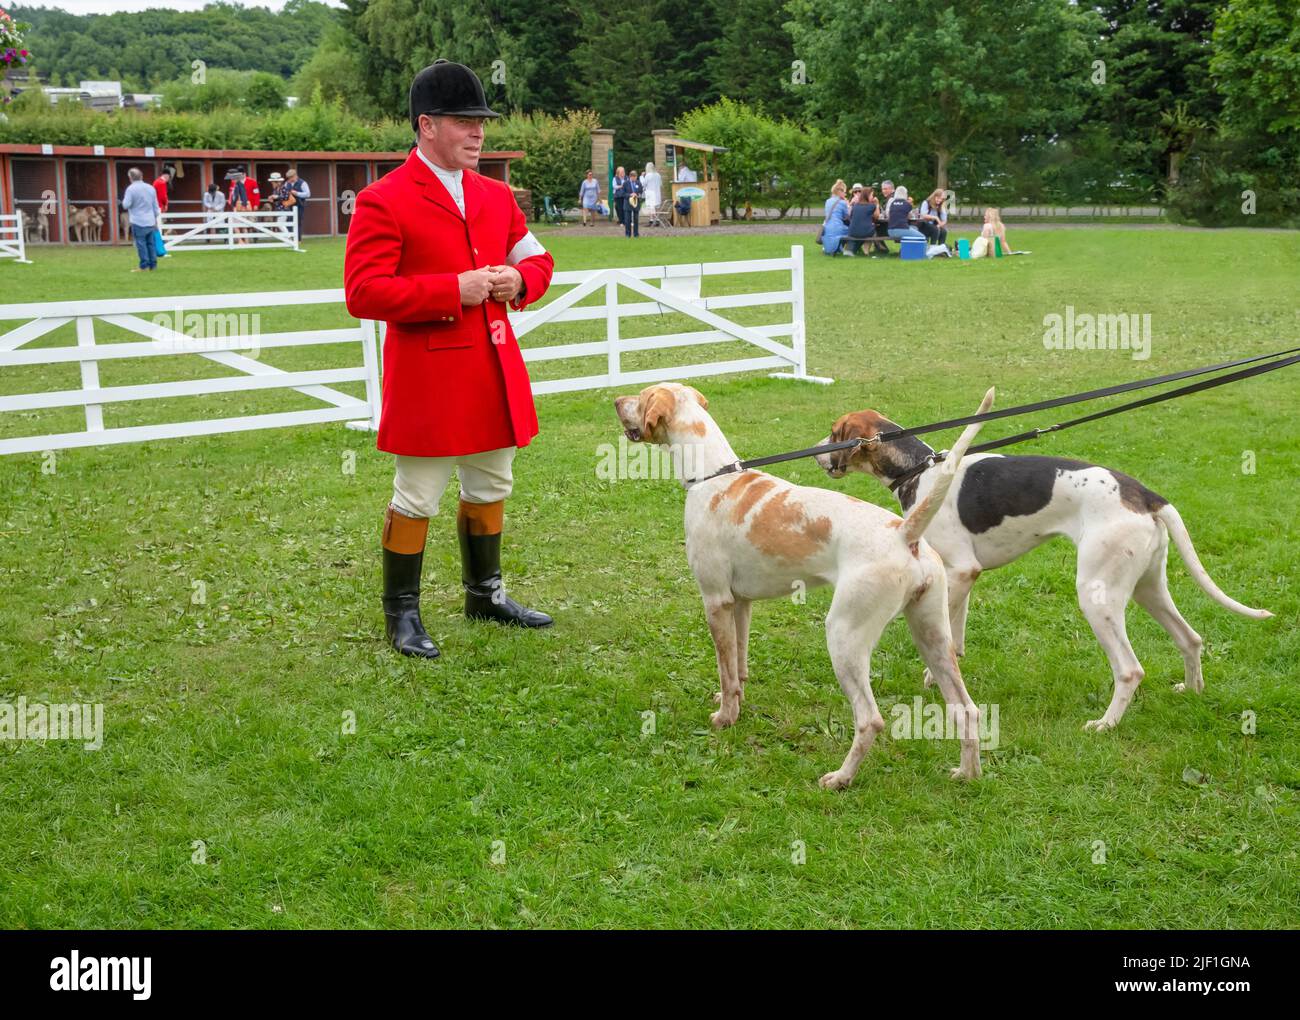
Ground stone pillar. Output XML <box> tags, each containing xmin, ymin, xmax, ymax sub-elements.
<box><xmin>652</xmin><ymin>129</ymin><xmax>674</xmax><ymax>177</ymax></box>
<box><xmin>590</xmin><ymin>128</ymin><xmax>614</xmax><ymax>184</ymax></box>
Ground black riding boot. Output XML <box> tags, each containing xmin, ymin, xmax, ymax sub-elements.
<box><xmin>457</xmin><ymin>502</ymin><xmax>553</xmax><ymax>628</ymax></box>
<box><xmin>382</xmin><ymin>507</ymin><xmax>439</xmax><ymax>659</ymax></box>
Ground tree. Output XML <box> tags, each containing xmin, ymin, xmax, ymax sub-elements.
<box><xmin>572</xmin><ymin>5</ymin><xmax>671</xmax><ymax>169</ymax></box>
<box><xmin>1088</xmin><ymin>0</ymin><xmax>1222</xmax><ymax>193</ymax></box>
<box><xmin>1211</xmin><ymin>0</ymin><xmax>1300</xmax><ymax>137</ymax></box>
<box><xmin>247</xmin><ymin>72</ymin><xmax>288</xmax><ymax>112</ymax></box>
<box><xmin>708</xmin><ymin>0</ymin><xmax>801</xmax><ymax>120</ymax></box>
<box><xmin>677</xmin><ymin>97</ymin><xmax>833</xmax><ymax>218</ymax></box>
<box><xmin>787</xmin><ymin>0</ymin><xmax>1095</xmax><ymax>191</ymax></box>
<box><xmin>342</xmin><ymin>0</ymin><xmax>580</xmax><ymax>120</ymax></box>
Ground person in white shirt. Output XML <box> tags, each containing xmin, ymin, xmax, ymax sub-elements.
<box><xmin>202</xmin><ymin>182</ymin><xmax>226</xmax><ymax>243</ymax></box>
<box><xmin>642</xmin><ymin>162</ymin><xmax>662</xmax><ymax>218</ymax></box>
<box><xmin>676</xmin><ymin>163</ymin><xmax>698</xmax><ymax>183</ymax></box>
<box><xmin>120</xmin><ymin>167</ymin><xmax>160</xmax><ymax>271</ymax></box>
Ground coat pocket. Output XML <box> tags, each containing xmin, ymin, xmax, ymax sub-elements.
<box><xmin>424</xmin><ymin>326</ymin><xmax>474</xmax><ymax>351</ymax></box>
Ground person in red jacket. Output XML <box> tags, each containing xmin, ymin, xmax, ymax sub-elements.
<box><xmin>152</xmin><ymin>166</ymin><xmax>172</xmax><ymax>213</ymax></box>
<box><xmin>151</xmin><ymin>165</ymin><xmax>174</xmax><ymax>257</ymax></box>
<box><xmin>344</xmin><ymin>59</ymin><xmax>555</xmax><ymax>660</ymax></box>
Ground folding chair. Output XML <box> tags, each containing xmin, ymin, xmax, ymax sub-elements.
<box><xmin>646</xmin><ymin>199</ymin><xmax>673</xmax><ymax>228</ymax></box>
<box><xmin>542</xmin><ymin>196</ymin><xmax>566</xmax><ymax>225</ymax></box>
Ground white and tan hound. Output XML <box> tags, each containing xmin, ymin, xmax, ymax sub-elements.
<box><xmin>613</xmin><ymin>383</ymin><xmax>996</xmax><ymax>787</ymax></box>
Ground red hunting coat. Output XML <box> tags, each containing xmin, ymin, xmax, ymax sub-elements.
<box><xmin>343</xmin><ymin>149</ymin><xmax>554</xmax><ymax>457</ymax></box>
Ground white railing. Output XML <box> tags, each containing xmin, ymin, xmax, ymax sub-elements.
<box><xmin>0</xmin><ymin>248</ymin><xmax>822</xmax><ymax>455</ymax></box>
<box><xmin>515</xmin><ymin>245</ymin><xmax>827</xmax><ymax>392</ymax></box>
<box><xmin>0</xmin><ymin>212</ymin><xmax>32</xmax><ymax>264</ymax></box>
<box><xmin>159</xmin><ymin>210</ymin><xmax>301</xmax><ymax>252</ymax></box>
<box><xmin>0</xmin><ymin>290</ymin><xmax>378</xmax><ymax>456</ymax></box>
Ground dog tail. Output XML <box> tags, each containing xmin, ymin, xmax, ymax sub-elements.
<box><xmin>1155</xmin><ymin>504</ymin><xmax>1272</xmax><ymax>619</ymax></box>
<box><xmin>900</xmin><ymin>387</ymin><xmax>995</xmax><ymax>546</ymax></box>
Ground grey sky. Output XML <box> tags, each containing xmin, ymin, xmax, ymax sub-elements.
<box><xmin>30</xmin><ymin>1</ymin><xmax>344</xmax><ymax>13</ymax></box>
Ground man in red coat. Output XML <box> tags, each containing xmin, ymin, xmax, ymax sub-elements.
<box><xmin>344</xmin><ymin>59</ymin><xmax>555</xmax><ymax>660</ymax></box>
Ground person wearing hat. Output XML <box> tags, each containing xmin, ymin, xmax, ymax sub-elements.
<box><xmin>267</xmin><ymin>171</ymin><xmax>296</xmax><ymax>240</ymax></box>
<box><xmin>225</xmin><ymin>166</ymin><xmax>260</xmax><ymax>245</ymax></box>
<box><xmin>344</xmin><ymin>59</ymin><xmax>556</xmax><ymax>661</ymax></box>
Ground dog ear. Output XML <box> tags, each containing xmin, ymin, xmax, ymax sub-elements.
<box><xmin>684</xmin><ymin>386</ymin><xmax>708</xmax><ymax>410</ymax></box>
<box><xmin>641</xmin><ymin>386</ymin><xmax>676</xmax><ymax>437</ymax></box>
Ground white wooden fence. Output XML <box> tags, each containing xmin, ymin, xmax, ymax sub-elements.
<box><xmin>515</xmin><ymin>245</ymin><xmax>826</xmax><ymax>392</ymax></box>
<box><xmin>0</xmin><ymin>290</ymin><xmax>378</xmax><ymax>456</ymax></box>
<box><xmin>159</xmin><ymin>210</ymin><xmax>301</xmax><ymax>252</ymax></box>
<box><xmin>0</xmin><ymin>247</ymin><xmax>819</xmax><ymax>455</ymax></box>
<box><xmin>0</xmin><ymin>212</ymin><xmax>32</xmax><ymax>264</ymax></box>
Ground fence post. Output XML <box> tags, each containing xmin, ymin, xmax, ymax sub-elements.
<box><xmin>359</xmin><ymin>318</ymin><xmax>381</xmax><ymax>431</ymax></box>
<box><xmin>76</xmin><ymin>316</ymin><xmax>104</xmax><ymax>433</ymax></box>
<box><xmin>789</xmin><ymin>244</ymin><xmax>807</xmax><ymax>378</ymax></box>
<box><xmin>605</xmin><ymin>278</ymin><xmax>620</xmax><ymax>386</ymax></box>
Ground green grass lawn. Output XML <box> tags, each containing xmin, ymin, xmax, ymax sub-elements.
<box><xmin>0</xmin><ymin>228</ymin><xmax>1297</xmax><ymax>929</ymax></box>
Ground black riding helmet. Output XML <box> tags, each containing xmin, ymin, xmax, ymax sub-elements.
<box><xmin>408</xmin><ymin>59</ymin><xmax>500</xmax><ymax>133</ymax></box>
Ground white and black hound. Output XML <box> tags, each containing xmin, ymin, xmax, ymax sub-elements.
<box><xmin>815</xmin><ymin>410</ymin><xmax>1272</xmax><ymax>732</ymax></box>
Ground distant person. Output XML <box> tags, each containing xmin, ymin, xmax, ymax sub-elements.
<box><xmin>267</xmin><ymin>171</ymin><xmax>297</xmax><ymax>241</ymax></box>
<box><xmin>611</xmin><ymin>165</ymin><xmax>628</xmax><ymax>228</ymax></box>
<box><xmin>844</xmin><ymin>186</ymin><xmax>878</xmax><ymax>256</ymax></box>
<box><xmin>874</xmin><ymin>178</ymin><xmax>896</xmax><ymax>245</ymax></box>
<box><xmin>202</xmin><ymin>181</ymin><xmax>225</xmax><ymax>243</ymax></box>
<box><xmin>623</xmin><ymin>169</ymin><xmax>644</xmax><ymax>238</ymax></box>
<box><xmin>886</xmin><ymin>185</ymin><xmax>925</xmax><ymax>241</ymax></box>
<box><xmin>821</xmin><ymin>180</ymin><xmax>850</xmax><ymax>255</ymax></box>
<box><xmin>917</xmin><ymin>187</ymin><xmax>949</xmax><ymax>246</ymax></box>
<box><xmin>675</xmin><ymin>162</ymin><xmax>697</xmax><ymax>183</ymax></box>
<box><xmin>578</xmin><ymin>169</ymin><xmax>601</xmax><ymax>226</ymax></box>
<box><xmin>824</xmin><ymin>178</ymin><xmax>847</xmax><ymax>220</ymax></box>
<box><xmin>285</xmin><ymin>167</ymin><xmax>309</xmax><ymax>242</ymax></box>
<box><xmin>978</xmin><ymin>206</ymin><xmax>1014</xmax><ymax>255</ymax></box>
<box><xmin>120</xmin><ymin>167</ymin><xmax>160</xmax><ymax>272</ymax></box>
<box><xmin>151</xmin><ymin>165</ymin><xmax>173</xmax><ymax>258</ymax></box>
<box><xmin>225</xmin><ymin>166</ymin><xmax>259</xmax><ymax>245</ymax></box>
<box><xmin>642</xmin><ymin>162</ymin><xmax>663</xmax><ymax>221</ymax></box>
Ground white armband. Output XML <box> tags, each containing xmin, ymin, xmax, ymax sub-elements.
<box><xmin>506</xmin><ymin>230</ymin><xmax>547</xmax><ymax>266</ymax></box>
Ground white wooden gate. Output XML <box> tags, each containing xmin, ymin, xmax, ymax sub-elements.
<box><xmin>159</xmin><ymin>210</ymin><xmax>301</xmax><ymax>252</ymax></box>
<box><xmin>0</xmin><ymin>290</ymin><xmax>378</xmax><ymax>456</ymax></box>
<box><xmin>516</xmin><ymin>244</ymin><xmax>828</xmax><ymax>391</ymax></box>
<box><xmin>0</xmin><ymin>247</ymin><xmax>823</xmax><ymax>455</ymax></box>
<box><xmin>0</xmin><ymin>212</ymin><xmax>32</xmax><ymax>264</ymax></box>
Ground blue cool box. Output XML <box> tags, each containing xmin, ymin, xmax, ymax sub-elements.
<box><xmin>900</xmin><ymin>237</ymin><xmax>926</xmax><ymax>261</ymax></box>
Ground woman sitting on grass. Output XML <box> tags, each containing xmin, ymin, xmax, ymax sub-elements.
<box><xmin>970</xmin><ymin>207</ymin><xmax>1014</xmax><ymax>257</ymax></box>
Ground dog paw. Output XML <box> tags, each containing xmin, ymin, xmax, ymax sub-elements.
<box><xmin>710</xmin><ymin>707</ymin><xmax>737</xmax><ymax>729</ymax></box>
<box><xmin>950</xmin><ymin>766</ymin><xmax>978</xmax><ymax>781</ymax></box>
<box><xmin>1083</xmin><ymin>717</ymin><xmax>1116</xmax><ymax>733</ymax></box>
<box><xmin>819</xmin><ymin>770</ymin><xmax>851</xmax><ymax>790</ymax></box>
<box><xmin>922</xmin><ymin>668</ymin><xmax>936</xmax><ymax>689</ymax></box>
<box><xmin>1173</xmin><ymin>682</ymin><xmax>1186</xmax><ymax>693</ymax></box>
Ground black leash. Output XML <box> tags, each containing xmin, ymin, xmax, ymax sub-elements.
<box><xmin>685</xmin><ymin>346</ymin><xmax>1299</xmax><ymax>487</ymax></box>
<box><xmin>886</xmin><ymin>347</ymin><xmax>1300</xmax><ymax>492</ymax></box>
<box><xmin>872</xmin><ymin>345</ymin><xmax>1300</xmax><ymax>444</ymax></box>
